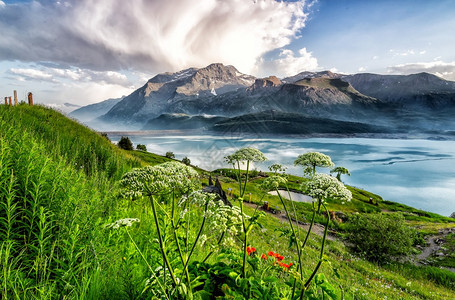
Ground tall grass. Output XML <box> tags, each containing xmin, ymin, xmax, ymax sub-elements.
<box><xmin>0</xmin><ymin>105</ymin><xmax>143</xmax><ymax>298</ymax></box>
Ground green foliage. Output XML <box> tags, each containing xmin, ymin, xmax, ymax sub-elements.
<box><xmin>118</xmin><ymin>136</ymin><xmax>133</xmax><ymax>151</ymax></box>
<box><xmin>165</xmin><ymin>151</ymin><xmax>175</xmax><ymax>159</ymax></box>
<box><xmin>182</xmin><ymin>156</ymin><xmax>191</xmax><ymax>165</ymax></box>
<box><xmin>136</xmin><ymin>144</ymin><xmax>146</xmax><ymax>151</ymax></box>
<box><xmin>346</xmin><ymin>213</ymin><xmax>417</xmax><ymax>263</ymax></box>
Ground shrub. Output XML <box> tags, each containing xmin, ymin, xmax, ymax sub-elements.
<box><xmin>118</xmin><ymin>136</ymin><xmax>133</xmax><ymax>150</ymax></box>
<box><xmin>165</xmin><ymin>151</ymin><xmax>175</xmax><ymax>159</ymax></box>
<box><xmin>136</xmin><ymin>144</ymin><xmax>147</xmax><ymax>151</ymax></box>
<box><xmin>182</xmin><ymin>156</ymin><xmax>191</xmax><ymax>165</ymax></box>
<box><xmin>348</xmin><ymin>213</ymin><xmax>416</xmax><ymax>263</ymax></box>
<box><xmin>346</xmin><ymin>213</ymin><xmax>417</xmax><ymax>263</ymax></box>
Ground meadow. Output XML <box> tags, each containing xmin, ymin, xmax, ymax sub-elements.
<box><xmin>1</xmin><ymin>104</ymin><xmax>454</xmax><ymax>299</ymax></box>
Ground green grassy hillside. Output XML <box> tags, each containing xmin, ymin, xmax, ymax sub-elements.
<box><xmin>1</xmin><ymin>104</ymin><xmax>454</xmax><ymax>299</ymax></box>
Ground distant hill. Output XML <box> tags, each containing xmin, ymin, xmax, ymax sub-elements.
<box><xmin>70</xmin><ymin>97</ymin><xmax>124</xmax><ymax>122</ymax></box>
<box><xmin>211</xmin><ymin>110</ymin><xmax>389</xmax><ymax>135</ymax></box>
<box><xmin>142</xmin><ymin>113</ymin><xmax>228</xmax><ymax>130</ymax></box>
<box><xmin>45</xmin><ymin>102</ymin><xmax>81</xmax><ymax>114</ymax></box>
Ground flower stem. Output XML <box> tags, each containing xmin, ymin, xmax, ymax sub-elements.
<box><xmin>125</xmin><ymin>227</ymin><xmax>169</xmax><ymax>300</ymax></box>
<box><xmin>202</xmin><ymin>231</ymin><xmax>225</xmax><ymax>263</ymax></box>
<box><xmin>276</xmin><ymin>188</ymin><xmax>303</xmax><ymax>279</ymax></box>
<box><xmin>304</xmin><ymin>203</ymin><xmax>330</xmax><ymax>290</ymax></box>
<box><xmin>171</xmin><ymin>190</ymin><xmax>192</xmax><ymax>294</ymax></box>
<box><xmin>183</xmin><ymin>199</ymin><xmax>209</xmax><ymax>271</ymax></box>
<box><xmin>239</xmin><ymin>197</ymin><xmax>248</xmax><ymax>278</ymax></box>
<box><xmin>149</xmin><ymin>194</ymin><xmax>178</xmax><ymax>287</ymax></box>
<box><xmin>241</xmin><ymin>160</ymin><xmax>250</xmax><ymax>197</ymax></box>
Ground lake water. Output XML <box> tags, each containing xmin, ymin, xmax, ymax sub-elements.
<box><xmin>108</xmin><ymin>133</ymin><xmax>455</xmax><ymax>217</ymax></box>
<box><xmin>268</xmin><ymin>190</ymin><xmax>313</xmax><ymax>203</ymax></box>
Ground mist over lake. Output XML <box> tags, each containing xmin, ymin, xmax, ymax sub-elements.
<box><xmin>109</xmin><ymin>133</ymin><xmax>455</xmax><ymax>217</ymax></box>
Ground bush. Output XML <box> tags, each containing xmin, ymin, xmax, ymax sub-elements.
<box><xmin>118</xmin><ymin>136</ymin><xmax>133</xmax><ymax>150</ymax></box>
<box><xmin>136</xmin><ymin>144</ymin><xmax>147</xmax><ymax>151</ymax></box>
<box><xmin>100</xmin><ymin>132</ymin><xmax>110</xmax><ymax>141</ymax></box>
<box><xmin>165</xmin><ymin>151</ymin><xmax>175</xmax><ymax>159</ymax></box>
<box><xmin>182</xmin><ymin>156</ymin><xmax>191</xmax><ymax>165</ymax></box>
<box><xmin>346</xmin><ymin>213</ymin><xmax>417</xmax><ymax>263</ymax></box>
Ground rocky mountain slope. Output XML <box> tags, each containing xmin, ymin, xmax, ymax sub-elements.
<box><xmin>343</xmin><ymin>72</ymin><xmax>455</xmax><ymax>110</ymax></box>
<box><xmin>99</xmin><ymin>63</ymin><xmax>255</xmax><ymax>126</ymax></box>
<box><xmin>73</xmin><ymin>63</ymin><xmax>455</xmax><ymax>135</ymax></box>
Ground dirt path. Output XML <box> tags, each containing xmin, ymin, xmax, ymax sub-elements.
<box><xmin>414</xmin><ymin>228</ymin><xmax>455</xmax><ymax>273</ymax></box>
<box><xmin>243</xmin><ymin>202</ymin><xmax>338</xmax><ymax>241</ymax></box>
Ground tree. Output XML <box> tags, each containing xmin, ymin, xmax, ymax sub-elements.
<box><xmin>294</xmin><ymin>152</ymin><xmax>334</xmax><ymax>177</ymax></box>
<box><xmin>118</xmin><ymin>136</ymin><xmax>133</xmax><ymax>150</ymax></box>
<box><xmin>330</xmin><ymin>166</ymin><xmax>350</xmax><ymax>181</ymax></box>
<box><xmin>136</xmin><ymin>144</ymin><xmax>147</xmax><ymax>151</ymax></box>
<box><xmin>166</xmin><ymin>151</ymin><xmax>175</xmax><ymax>159</ymax></box>
<box><xmin>182</xmin><ymin>156</ymin><xmax>191</xmax><ymax>165</ymax></box>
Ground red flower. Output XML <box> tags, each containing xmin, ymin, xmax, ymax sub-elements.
<box><xmin>272</xmin><ymin>253</ymin><xmax>284</xmax><ymax>261</ymax></box>
<box><xmin>267</xmin><ymin>251</ymin><xmax>274</xmax><ymax>256</ymax></box>
<box><xmin>246</xmin><ymin>246</ymin><xmax>256</xmax><ymax>256</ymax></box>
<box><xmin>261</xmin><ymin>253</ymin><xmax>267</xmax><ymax>260</ymax></box>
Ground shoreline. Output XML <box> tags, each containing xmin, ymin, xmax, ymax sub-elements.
<box><xmin>104</xmin><ymin>130</ymin><xmax>455</xmax><ymax>141</ymax></box>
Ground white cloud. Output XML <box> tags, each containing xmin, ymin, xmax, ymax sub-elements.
<box><xmin>10</xmin><ymin>68</ymin><xmax>55</xmax><ymax>81</ymax></box>
<box><xmin>0</xmin><ymin>0</ymin><xmax>310</xmax><ymax>75</ymax></box>
<box><xmin>0</xmin><ymin>1</ymin><xmax>5</xmax><ymax>8</ymax></box>
<box><xmin>358</xmin><ymin>67</ymin><xmax>366</xmax><ymax>72</ymax></box>
<box><xmin>387</xmin><ymin>61</ymin><xmax>455</xmax><ymax>81</ymax></box>
<box><xmin>256</xmin><ymin>48</ymin><xmax>319</xmax><ymax>77</ymax></box>
<box><xmin>9</xmin><ymin>65</ymin><xmax>132</xmax><ymax>87</ymax></box>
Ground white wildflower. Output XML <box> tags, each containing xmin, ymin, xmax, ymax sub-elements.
<box><xmin>302</xmin><ymin>173</ymin><xmax>352</xmax><ymax>203</ymax></box>
<box><xmin>105</xmin><ymin>218</ymin><xmax>140</xmax><ymax>229</ymax></box>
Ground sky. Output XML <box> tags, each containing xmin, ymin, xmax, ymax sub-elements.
<box><xmin>0</xmin><ymin>0</ymin><xmax>454</xmax><ymax>106</ymax></box>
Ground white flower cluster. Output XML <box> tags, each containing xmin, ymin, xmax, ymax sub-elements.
<box><xmin>294</xmin><ymin>152</ymin><xmax>334</xmax><ymax>169</ymax></box>
<box><xmin>261</xmin><ymin>175</ymin><xmax>288</xmax><ymax>190</ymax></box>
<box><xmin>104</xmin><ymin>218</ymin><xmax>140</xmax><ymax>229</ymax></box>
<box><xmin>186</xmin><ymin>190</ymin><xmax>219</xmax><ymax>207</ymax></box>
<box><xmin>224</xmin><ymin>147</ymin><xmax>267</xmax><ymax>165</ymax></box>
<box><xmin>208</xmin><ymin>204</ymin><xmax>245</xmax><ymax>247</ymax></box>
<box><xmin>302</xmin><ymin>173</ymin><xmax>352</xmax><ymax>203</ymax></box>
<box><xmin>181</xmin><ymin>191</ymin><xmax>246</xmax><ymax>248</ymax></box>
<box><xmin>120</xmin><ymin>162</ymin><xmax>199</xmax><ymax>199</ymax></box>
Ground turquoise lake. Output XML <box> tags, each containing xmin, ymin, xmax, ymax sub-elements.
<box><xmin>109</xmin><ymin>134</ymin><xmax>455</xmax><ymax>217</ymax></box>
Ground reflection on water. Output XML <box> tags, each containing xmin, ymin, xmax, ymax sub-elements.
<box><xmin>268</xmin><ymin>190</ymin><xmax>313</xmax><ymax>203</ymax></box>
<box><xmin>107</xmin><ymin>133</ymin><xmax>455</xmax><ymax>216</ymax></box>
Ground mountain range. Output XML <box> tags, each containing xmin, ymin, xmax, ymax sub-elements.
<box><xmin>70</xmin><ymin>63</ymin><xmax>455</xmax><ymax>136</ymax></box>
